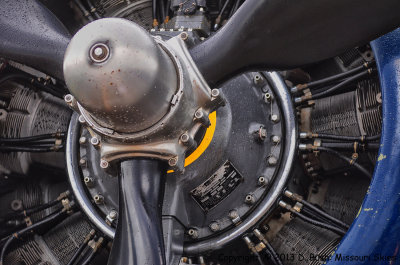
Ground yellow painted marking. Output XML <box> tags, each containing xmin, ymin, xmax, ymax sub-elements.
<box><xmin>167</xmin><ymin>111</ymin><xmax>217</xmax><ymax>173</ymax></box>
<box><xmin>364</xmin><ymin>208</ymin><xmax>374</xmax><ymax>212</ymax></box>
<box><xmin>356</xmin><ymin>206</ymin><xmax>362</xmax><ymax>218</ymax></box>
<box><xmin>377</xmin><ymin>154</ymin><xmax>387</xmax><ymax>161</ymax></box>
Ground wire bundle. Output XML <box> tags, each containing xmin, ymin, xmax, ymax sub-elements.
<box><xmin>0</xmin><ymin>133</ymin><xmax>66</xmax><ymax>153</ymax></box>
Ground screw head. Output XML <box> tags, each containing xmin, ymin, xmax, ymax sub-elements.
<box><xmin>267</xmin><ymin>156</ymin><xmax>278</xmax><ymax>166</ymax></box>
<box><xmin>209</xmin><ymin>222</ymin><xmax>220</xmax><ymax>232</ymax></box>
<box><xmin>89</xmin><ymin>43</ymin><xmax>110</xmax><ymax>63</ymax></box>
<box><xmin>78</xmin><ymin>115</ymin><xmax>86</xmax><ymax>124</ymax></box>
<box><xmin>79</xmin><ymin>158</ymin><xmax>86</xmax><ymax>166</ymax></box>
<box><xmin>100</xmin><ymin>159</ymin><xmax>109</xmax><ymax>169</ymax></box>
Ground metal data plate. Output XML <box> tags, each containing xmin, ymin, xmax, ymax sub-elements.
<box><xmin>190</xmin><ymin>161</ymin><xmax>243</xmax><ymax>211</ymax></box>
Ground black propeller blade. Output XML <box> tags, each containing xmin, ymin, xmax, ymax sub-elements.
<box><xmin>0</xmin><ymin>0</ymin><xmax>70</xmax><ymax>80</ymax></box>
<box><xmin>190</xmin><ymin>0</ymin><xmax>400</xmax><ymax>85</ymax></box>
<box><xmin>107</xmin><ymin>159</ymin><xmax>167</xmax><ymax>265</ymax></box>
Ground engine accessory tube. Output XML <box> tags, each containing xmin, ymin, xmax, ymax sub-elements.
<box><xmin>299</xmin><ymin>145</ymin><xmax>372</xmax><ymax>179</ymax></box>
<box><xmin>300</xmin><ymin>132</ymin><xmax>380</xmax><ymax>142</ymax></box>
<box><xmin>284</xmin><ymin>191</ymin><xmax>350</xmax><ymax>229</ymax></box>
<box><xmin>0</xmin><ymin>207</ymin><xmax>69</xmax><ymax>265</ymax></box>
<box><xmin>278</xmin><ymin>201</ymin><xmax>346</xmax><ymax>236</ymax></box>
<box><xmin>291</xmin><ymin>62</ymin><xmax>374</xmax><ymax>93</ymax></box>
<box><xmin>189</xmin><ymin>0</ymin><xmax>400</xmax><ymax>85</ymax></box>
<box><xmin>295</xmin><ymin>69</ymin><xmax>373</xmax><ymax>103</ymax></box>
<box><xmin>253</xmin><ymin>229</ymin><xmax>283</xmax><ymax>265</ymax></box>
<box><xmin>107</xmin><ymin>159</ymin><xmax>166</xmax><ymax>265</ymax></box>
<box><xmin>66</xmin><ymin>229</ymin><xmax>96</xmax><ymax>265</ymax></box>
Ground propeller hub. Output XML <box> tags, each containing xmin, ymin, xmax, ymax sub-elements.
<box><xmin>63</xmin><ymin>18</ymin><xmax>178</xmax><ymax>133</ymax></box>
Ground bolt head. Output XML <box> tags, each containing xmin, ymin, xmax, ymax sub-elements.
<box><xmin>78</xmin><ymin>115</ymin><xmax>86</xmax><ymax>124</ymax></box>
<box><xmin>91</xmin><ymin>137</ymin><xmax>100</xmax><ymax>146</ymax></box>
<box><xmin>79</xmin><ymin>158</ymin><xmax>86</xmax><ymax>166</ymax></box>
<box><xmin>271</xmin><ymin>114</ymin><xmax>279</xmax><ymax>122</ymax></box>
<box><xmin>168</xmin><ymin>157</ymin><xmax>178</xmax><ymax>166</ymax></box>
<box><xmin>79</xmin><ymin>137</ymin><xmax>87</xmax><ymax>144</ymax></box>
<box><xmin>100</xmin><ymin>159</ymin><xmax>109</xmax><ymax>169</ymax></box>
<box><xmin>228</xmin><ymin>210</ymin><xmax>238</xmax><ymax>219</ymax></box>
<box><xmin>194</xmin><ymin>109</ymin><xmax>204</xmax><ymax>119</ymax></box>
<box><xmin>267</xmin><ymin>156</ymin><xmax>278</xmax><ymax>166</ymax></box>
<box><xmin>180</xmin><ymin>32</ymin><xmax>188</xmax><ymax>41</ymax></box>
<box><xmin>211</xmin><ymin>88</ymin><xmax>220</xmax><ymax>98</ymax></box>
<box><xmin>272</xmin><ymin>135</ymin><xmax>280</xmax><ymax>144</ymax></box>
<box><xmin>64</xmin><ymin>94</ymin><xmax>73</xmax><ymax>103</ymax></box>
<box><xmin>109</xmin><ymin>210</ymin><xmax>118</xmax><ymax>219</ymax></box>
<box><xmin>209</xmin><ymin>222</ymin><xmax>220</xmax><ymax>232</ymax></box>
<box><xmin>180</xmin><ymin>133</ymin><xmax>190</xmax><ymax>143</ymax></box>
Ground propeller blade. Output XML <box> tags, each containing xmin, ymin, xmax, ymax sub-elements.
<box><xmin>190</xmin><ymin>0</ymin><xmax>400</xmax><ymax>85</ymax></box>
<box><xmin>107</xmin><ymin>159</ymin><xmax>167</xmax><ymax>265</ymax></box>
<box><xmin>0</xmin><ymin>0</ymin><xmax>70</xmax><ymax>80</ymax></box>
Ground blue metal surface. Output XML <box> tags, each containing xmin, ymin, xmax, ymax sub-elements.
<box><xmin>326</xmin><ymin>28</ymin><xmax>400</xmax><ymax>265</ymax></box>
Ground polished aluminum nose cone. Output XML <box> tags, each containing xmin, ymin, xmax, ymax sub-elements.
<box><xmin>63</xmin><ymin>18</ymin><xmax>178</xmax><ymax>133</ymax></box>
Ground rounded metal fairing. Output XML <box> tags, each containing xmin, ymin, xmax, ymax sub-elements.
<box><xmin>63</xmin><ymin>18</ymin><xmax>178</xmax><ymax>133</ymax></box>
